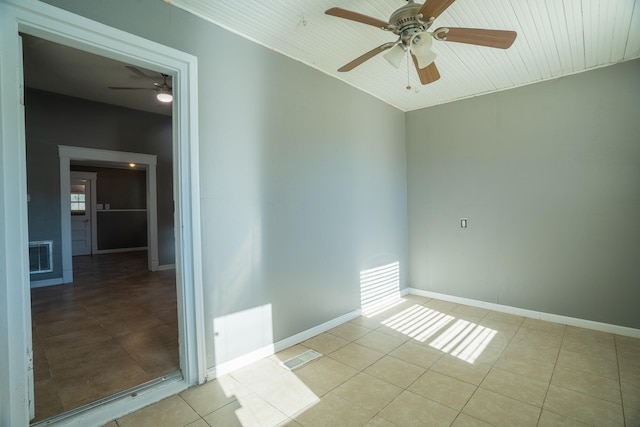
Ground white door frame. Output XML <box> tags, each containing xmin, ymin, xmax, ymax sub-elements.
<box><xmin>61</xmin><ymin>147</ymin><xmax>159</xmax><ymax>283</ymax></box>
<box><xmin>0</xmin><ymin>1</ymin><xmax>206</xmax><ymax>425</ymax></box>
<box><xmin>70</xmin><ymin>170</ymin><xmax>98</xmax><ymax>257</ymax></box>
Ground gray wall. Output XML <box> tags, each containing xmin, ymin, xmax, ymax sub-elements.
<box><xmin>407</xmin><ymin>59</ymin><xmax>640</xmax><ymax>329</ymax></box>
<box><xmin>25</xmin><ymin>88</ymin><xmax>175</xmax><ymax>280</ymax></box>
<box><xmin>97</xmin><ymin>211</ymin><xmax>147</xmax><ymax>250</ymax></box>
<box><xmin>41</xmin><ymin>0</ymin><xmax>408</xmax><ymax>367</ymax></box>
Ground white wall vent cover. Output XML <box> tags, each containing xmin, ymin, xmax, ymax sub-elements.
<box><xmin>280</xmin><ymin>349</ymin><xmax>322</xmax><ymax>370</ymax></box>
<box><xmin>29</xmin><ymin>241</ymin><xmax>53</xmax><ymax>274</ymax></box>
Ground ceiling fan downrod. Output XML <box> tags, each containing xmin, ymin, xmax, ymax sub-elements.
<box><xmin>387</xmin><ymin>0</ymin><xmax>435</xmax><ymax>39</ymax></box>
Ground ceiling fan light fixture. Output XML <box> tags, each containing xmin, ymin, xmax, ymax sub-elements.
<box><xmin>383</xmin><ymin>44</ymin><xmax>406</xmax><ymax>69</ymax></box>
<box><xmin>411</xmin><ymin>32</ymin><xmax>438</xmax><ymax>68</ymax></box>
<box><xmin>156</xmin><ymin>87</ymin><xmax>173</xmax><ymax>103</ymax></box>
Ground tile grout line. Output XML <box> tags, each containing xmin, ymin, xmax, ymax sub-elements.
<box><xmin>453</xmin><ymin>312</ymin><xmax>522</xmax><ymax>426</ymax></box>
<box><xmin>536</xmin><ymin>324</ymin><xmax>566</xmax><ymax>426</ymax></box>
<box><xmin>614</xmin><ymin>335</ymin><xmax>627</xmax><ymax>427</ymax></box>
<box><xmin>329</xmin><ymin>331</ymin><xmax>398</xmax><ymax>421</ymax></box>
<box><xmin>351</xmin><ymin>321</ymin><xmax>426</xmax><ymax>427</ymax></box>
<box><xmin>308</xmin><ymin>311</ymin><xmax>433</xmax><ymax>426</ymax></box>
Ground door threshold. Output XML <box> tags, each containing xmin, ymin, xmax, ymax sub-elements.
<box><xmin>31</xmin><ymin>371</ymin><xmax>183</xmax><ymax>426</ymax></box>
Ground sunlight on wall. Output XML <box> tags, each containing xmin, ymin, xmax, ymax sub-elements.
<box><xmin>214</xmin><ymin>304</ymin><xmax>274</xmax><ymax>371</ymax></box>
<box><xmin>360</xmin><ymin>261</ymin><xmax>402</xmax><ymax>316</ymax></box>
<box><xmin>381</xmin><ymin>304</ymin><xmax>497</xmax><ymax>364</ymax></box>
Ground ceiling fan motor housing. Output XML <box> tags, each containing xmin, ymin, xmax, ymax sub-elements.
<box><xmin>388</xmin><ymin>2</ymin><xmax>434</xmax><ymax>45</ymax></box>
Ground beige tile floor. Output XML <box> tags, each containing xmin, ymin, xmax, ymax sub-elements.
<box><xmin>101</xmin><ymin>294</ymin><xmax>640</xmax><ymax>427</ymax></box>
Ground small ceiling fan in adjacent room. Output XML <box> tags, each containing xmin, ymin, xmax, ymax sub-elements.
<box><xmin>325</xmin><ymin>0</ymin><xmax>517</xmax><ymax>85</ymax></box>
<box><xmin>108</xmin><ymin>65</ymin><xmax>173</xmax><ymax>102</ymax></box>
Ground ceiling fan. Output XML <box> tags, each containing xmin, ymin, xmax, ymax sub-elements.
<box><xmin>108</xmin><ymin>65</ymin><xmax>173</xmax><ymax>103</ymax></box>
<box><xmin>325</xmin><ymin>0</ymin><xmax>517</xmax><ymax>85</ymax></box>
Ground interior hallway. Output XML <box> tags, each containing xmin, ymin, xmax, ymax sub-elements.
<box><xmin>103</xmin><ymin>294</ymin><xmax>639</xmax><ymax>427</ymax></box>
<box><xmin>30</xmin><ymin>252</ymin><xmax>179</xmax><ymax>422</ymax></box>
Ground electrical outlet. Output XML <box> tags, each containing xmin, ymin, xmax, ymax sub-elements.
<box><xmin>105</xmin><ymin>203</ymin><xmax>110</xmax><ymax>210</ymax></box>
<box><xmin>461</xmin><ymin>218</ymin><xmax>468</xmax><ymax>228</ymax></box>
<box><xmin>96</xmin><ymin>203</ymin><xmax>103</xmax><ymax>210</ymax></box>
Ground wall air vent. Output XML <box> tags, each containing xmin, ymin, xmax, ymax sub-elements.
<box><xmin>29</xmin><ymin>241</ymin><xmax>53</xmax><ymax>274</ymax></box>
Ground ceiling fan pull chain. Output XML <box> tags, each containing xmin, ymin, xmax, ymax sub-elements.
<box><xmin>406</xmin><ymin>53</ymin><xmax>411</xmax><ymax>90</ymax></box>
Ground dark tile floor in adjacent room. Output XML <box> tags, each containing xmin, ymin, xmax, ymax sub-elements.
<box><xmin>30</xmin><ymin>252</ymin><xmax>179</xmax><ymax>422</ymax></box>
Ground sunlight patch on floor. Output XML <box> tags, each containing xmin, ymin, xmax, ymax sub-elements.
<box><xmin>429</xmin><ymin>319</ymin><xmax>497</xmax><ymax>363</ymax></box>
<box><xmin>381</xmin><ymin>305</ymin><xmax>455</xmax><ymax>342</ymax></box>
<box><xmin>381</xmin><ymin>304</ymin><xmax>497</xmax><ymax>364</ymax></box>
<box><xmin>217</xmin><ymin>363</ymin><xmax>320</xmax><ymax>425</ymax></box>
<box><xmin>362</xmin><ymin>298</ymin><xmax>405</xmax><ymax>318</ymax></box>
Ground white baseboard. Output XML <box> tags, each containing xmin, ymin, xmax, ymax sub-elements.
<box><xmin>409</xmin><ymin>288</ymin><xmax>640</xmax><ymax>339</ymax></box>
<box><xmin>157</xmin><ymin>264</ymin><xmax>176</xmax><ymax>271</ymax></box>
<box><xmin>210</xmin><ymin>345</ymin><xmax>275</xmax><ymax>378</ymax></box>
<box><xmin>273</xmin><ymin>308</ymin><xmax>362</xmax><ymax>353</ymax></box>
<box><xmin>206</xmin><ymin>283</ymin><xmax>640</xmax><ymax>384</ymax></box>
<box><xmin>30</xmin><ymin>277</ymin><xmax>64</xmax><ymax>288</ymax></box>
<box><xmin>95</xmin><ymin>247</ymin><xmax>147</xmax><ymax>254</ymax></box>
<box><xmin>207</xmin><ymin>307</ymin><xmax>362</xmax><ymax>380</ymax></box>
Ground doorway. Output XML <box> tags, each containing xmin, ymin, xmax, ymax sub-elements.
<box><xmin>58</xmin><ymin>145</ymin><xmax>161</xmax><ymax>282</ymax></box>
<box><xmin>0</xmin><ymin>2</ymin><xmax>205</xmax><ymax>425</ymax></box>
<box><xmin>70</xmin><ymin>171</ymin><xmax>96</xmax><ymax>257</ymax></box>
<box><xmin>30</xmin><ymin>151</ymin><xmax>176</xmax><ymax>421</ymax></box>
<box><xmin>25</xmin><ymin>52</ymin><xmax>176</xmax><ymax>421</ymax></box>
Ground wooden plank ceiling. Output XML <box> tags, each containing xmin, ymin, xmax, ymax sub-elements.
<box><xmin>165</xmin><ymin>0</ymin><xmax>640</xmax><ymax>111</ymax></box>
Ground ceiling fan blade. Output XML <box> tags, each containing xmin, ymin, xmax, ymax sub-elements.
<box><xmin>412</xmin><ymin>55</ymin><xmax>440</xmax><ymax>85</ymax></box>
<box><xmin>417</xmin><ymin>0</ymin><xmax>457</xmax><ymax>20</ymax></box>
<box><xmin>125</xmin><ymin>65</ymin><xmax>161</xmax><ymax>85</ymax></box>
<box><xmin>108</xmin><ymin>86</ymin><xmax>156</xmax><ymax>90</ymax></box>
<box><xmin>434</xmin><ymin>27</ymin><xmax>517</xmax><ymax>49</ymax></box>
<box><xmin>325</xmin><ymin>7</ymin><xmax>390</xmax><ymax>29</ymax></box>
<box><xmin>338</xmin><ymin>43</ymin><xmax>395</xmax><ymax>72</ymax></box>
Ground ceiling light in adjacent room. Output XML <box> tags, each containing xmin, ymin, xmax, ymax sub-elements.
<box><xmin>156</xmin><ymin>87</ymin><xmax>173</xmax><ymax>103</ymax></box>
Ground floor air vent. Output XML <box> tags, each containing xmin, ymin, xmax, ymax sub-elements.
<box><xmin>280</xmin><ymin>349</ymin><xmax>322</xmax><ymax>370</ymax></box>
